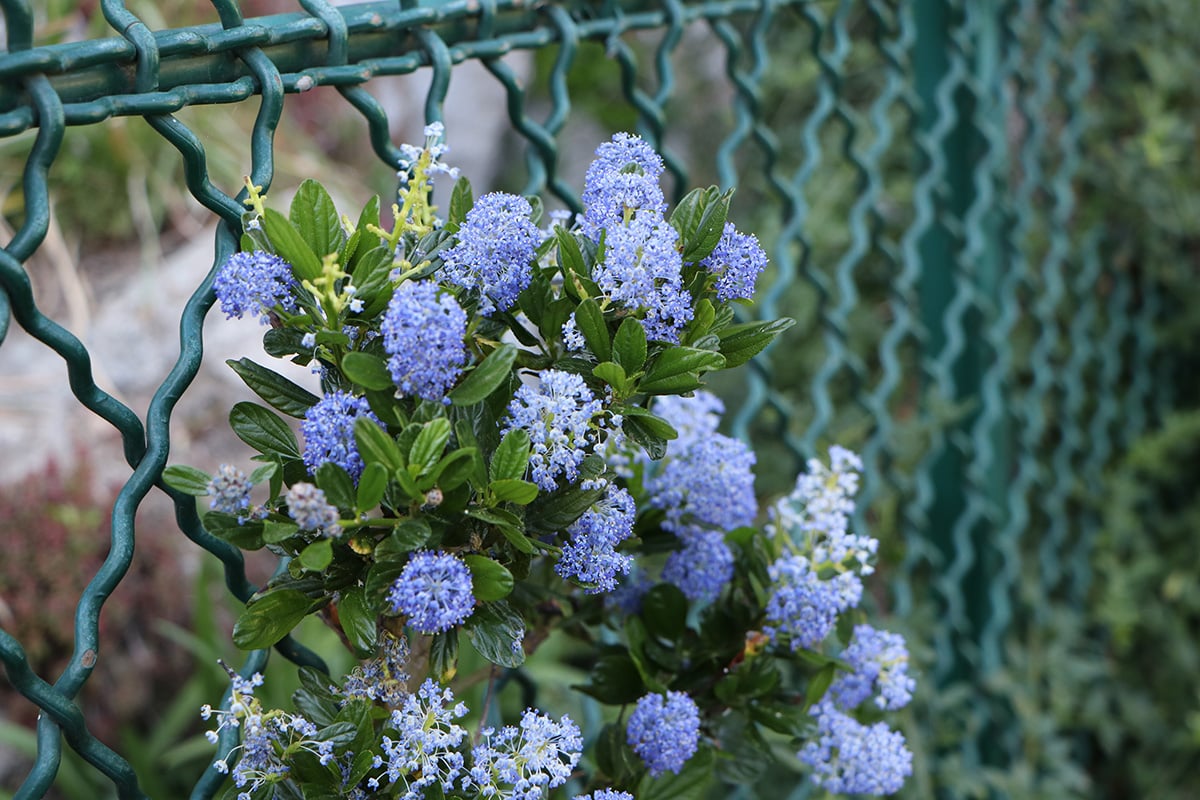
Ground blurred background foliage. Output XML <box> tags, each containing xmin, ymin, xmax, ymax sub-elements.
<box><xmin>2</xmin><ymin>0</ymin><xmax>1199</xmax><ymax>798</ymax></box>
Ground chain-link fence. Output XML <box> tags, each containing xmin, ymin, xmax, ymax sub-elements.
<box><xmin>0</xmin><ymin>1</ymin><xmax>1162</xmax><ymax>797</ymax></box>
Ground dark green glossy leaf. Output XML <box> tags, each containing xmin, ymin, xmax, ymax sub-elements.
<box><xmin>226</xmin><ymin>358</ymin><xmax>319</xmax><ymax>418</ymax></box>
<box><xmin>203</xmin><ymin>512</ymin><xmax>265</xmax><ymax>550</ymax></box>
<box><xmin>593</xmin><ymin>361</ymin><xmax>627</xmax><ymax>394</ymax></box>
<box><xmin>574</xmin><ymin>297</ymin><xmax>612</xmax><ymax>362</ymax></box>
<box><xmin>263</xmin><ymin>519</ymin><xmax>300</xmax><ymax>544</ymax></box>
<box><xmin>465</xmin><ymin>600</ymin><xmax>526</xmax><ymax>668</ymax></box>
<box><xmin>298</xmin><ymin>537</ymin><xmax>333</xmax><ymax>571</ymax></box>
<box><xmin>613</xmin><ymin>316</ymin><xmax>648</xmax><ymax>373</ymax></box>
<box><xmin>379</xmin><ymin>518</ymin><xmax>433</xmax><ymax>554</ymax></box>
<box><xmin>490</xmin><ymin>428</ymin><xmax>530</xmax><ymax>483</ymax></box>
<box><xmin>489</xmin><ymin>478</ymin><xmax>539</xmax><ymax>505</ymax></box>
<box><xmin>638</xmin><ymin>746</ymin><xmax>714</xmax><ymax>800</ymax></box>
<box><xmin>596</xmin><ymin>722</ymin><xmax>643</xmax><ymax>785</ymax></box>
<box><xmin>262</xmin><ymin>207</ymin><xmax>321</xmax><ymax>281</ymax></box>
<box><xmin>162</xmin><ymin>465</ymin><xmax>210</xmax><ymax>496</ymax></box>
<box><xmin>466</xmin><ymin>507</ymin><xmax>534</xmax><ymax>553</ymax></box>
<box><xmin>290</xmin><ymin>179</ymin><xmax>343</xmax><ymax>259</ymax></box>
<box><xmin>680</xmin><ymin>188</ymin><xmax>732</xmax><ymax>264</ymax></box>
<box><xmin>356</xmin><ymin>462</ymin><xmax>389</xmax><ymax>511</ymax></box>
<box><xmin>717</xmin><ymin>317</ymin><xmax>796</xmax><ymax>368</ymax></box>
<box><xmin>315</xmin><ymin>462</ymin><xmax>355</xmax><ymax>509</ymax></box>
<box><xmin>354</xmin><ymin>418</ymin><xmax>404</xmax><ymax>473</ymax></box>
<box><xmin>424</xmin><ymin>447</ymin><xmax>476</xmax><ymax>492</ymax></box>
<box><xmin>805</xmin><ymin>662</ymin><xmax>838</xmax><ymax>710</ymax></box>
<box><xmin>449</xmin><ymin>344</ymin><xmax>519</xmax><ymax>406</ymax></box>
<box><xmin>448</xmin><ymin>175</ymin><xmax>473</xmax><ymax>227</ymax></box>
<box><xmin>463</xmin><ymin>555</ymin><xmax>515</xmax><ymax>601</ymax></box>
<box><xmin>409</xmin><ymin>418</ymin><xmax>452</xmax><ymax>476</ymax></box>
<box><xmin>233</xmin><ymin>588</ymin><xmax>313</xmax><ymax>650</ymax></box>
<box><xmin>230</xmin><ymin>401</ymin><xmax>301</xmax><ymax>458</ymax></box>
<box><xmin>639</xmin><ymin>347</ymin><xmax>727</xmax><ymax>394</ymax></box>
<box><xmin>338</xmin><ymin>586</ymin><xmax>378</xmax><ymax>657</ymax></box>
<box><xmin>574</xmin><ymin>651</ymin><xmax>645</xmax><ymax>704</ymax></box>
<box><xmin>342</xmin><ymin>351</ymin><xmax>394</xmax><ymax>392</ymax></box>
<box><xmin>642</xmin><ymin>584</ymin><xmax>688</xmax><ymax>642</ymax></box>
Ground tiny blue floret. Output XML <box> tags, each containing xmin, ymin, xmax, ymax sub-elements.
<box><xmin>556</xmin><ymin>485</ymin><xmax>636</xmax><ymax>593</ymax></box>
<box><xmin>661</xmin><ymin>529</ymin><xmax>734</xmax><ymax>603</ymax></box>
<box><xmin>502</xmin><ymin>370</ymin><xmax>604</xmax><ymax>492</ymax></box>
<box><xmin>798</xmin><ymin>700</ymin><xmax>913</xmax><ymax>795</ymax></box>
<box><xmin>207</xmin><ymin>464</ymin><xmax>252</xmax><ymax>517</ymax></box>
<box><xmin>699</xmin><ymin>222</ymin><xmax>767</xmax><ymax>302</ymax></box>
<box><xmin>581</xmin><ymin>132</ymin><xmax>667</xmax><ymax>236</ymax></box>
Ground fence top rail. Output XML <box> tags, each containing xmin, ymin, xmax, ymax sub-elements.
<box><xmin>0</xmin><ymin>0</ymin><xmax>785</xmax><ymax>136</ymax></box>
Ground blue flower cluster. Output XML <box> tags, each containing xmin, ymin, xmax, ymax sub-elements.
<box><xmin>647</xmin><ymin>433</ymin><xmax>757</xmax><ymax>535</ymax></box>
<box><xmin>381</xmin><ymin>280</ymin><xmax>468</xmax><ymax>401</ymax></box>
<box><xmin>593</xmin><ymin>210</ymin><xmax>693</xmax><ymax>343</ymax></box>
<box><xmin>828</xmin><ymin>624</ymin><xmax>915</xmax><ymax>711</ymax></box>
<box><xmin>700</xmin><ymin>222</ymin><xmax>768</xmax><ymax>302</ymax></box>
<box><xmin>661</xmin><ymin>530</ymin><xmax>735</xmax><ymax>603</ymax></box>
<box><xmin>763</xmin><ymin>555</ymin><xmax>862</xmax><ymax>650</ymax></box>
<box><xmin>771</xmin><ymin>445</ymin><xmax>875</xmax><ymax>572</ymax></box>
<box><xmin>301</xmin><ymin>390</ymin><xmax>382</xmax><ymax>483</ymax></box>
<box><xmin>581</xmin><ymin>132</ymin><xmax>667</xmax><ymax>236</ymax></box>
<box><xmin>213</xmin><ymin>250</ymin><xmax>297</xmax><ymax>323</ymax></box>
<box><xmin>370</xmin><ymin>679</ymin><xmax>469</xmax><ymax>799</ymax></box>
<box><xmin>284</xmin><ymin>482</ymin><xmax>341</xmax><ymax>536</ymax></box>
<box><xmin>467</xmin><ymin>709</ymin><xmax>583</xmax><ymax>800</ymax></box>
<box><xmin>574</xmin><ymin>791</ymin><xmax>633</xmax><ymax>800</ymax></box>
<box><xmin>202</xmin><ymin>672</ymin><xmax>333</xmax><ymax>800</ymax></box>
<box><xmin>798</xmin><ymin>700</ymin><xmax>912</xmax><ymax>796</ymax></box>
<box><xmin>653</xmin><ymin>391</ymin><xmax>725</xmax><ymax>446</ymax></box>
<box><xmin>555</xmin><ymin>484</ymin><xmax>636</xmax><ymax>593</ymax></box>
<box><xmin>207</xmin><ymin>464</ymin><xmax>252</xmax><ymax>517</ymax></box>
<box><xmin>387</xmin><ymin>551</ymin><xmax>476</xmax><ymax>634</ymax></box>
<box><xmin>503</xmin><ymin>370</ymin><xmax>604</xmax><ymax>491</ymax></box>
<box><xmin>441</xmin><ymin>192</ymin><xmax>540</xmax><ymax>316</ymax></box>
<box><xmin>626</xmin><ymin>690</ymin><xmax>701</xmax><ymax>777</ymax></box>
<box><xmin>339</xmin><ymin>632</ymin><xmax>410</xmax><ymax>707</ymax></box>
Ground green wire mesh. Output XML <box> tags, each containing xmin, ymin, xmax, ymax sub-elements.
<box><xmin>0</xmin><ymin>1</ymin><xmax>1162</xmax><ymax>797</ymax></box>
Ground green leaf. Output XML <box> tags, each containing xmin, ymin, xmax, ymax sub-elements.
<box><xmin>574</xmin><ymin>652</ymin><xmax>645</xmax><ymax>704</ymax></box>
<box><xmin>449</xmin><ymin>345</ymin><xmax>519</xmax><ymax>406</ymax></box>
<box><xmin>681</xmin><ymin>188</ymin><xmax>732</xmax><ymax>263</ymax></box>
<box><xmin>638</xmin><ymin>347</ymin><xmax>727</xmax><ymax>394</ymax></box>
<box><xmin>463</xmin><ymin>555</ymin><xmax>515</xmax><ymax>601</ymax></box>
<box><xmin>230</xmin><ymin>402</ymin><xmax>301</xmax><ymax>458</ymax></box>
<box><xmin>423</xmin><ymin>447</ymin><xmax>476</xmax><ymax>492</ymax></box>
<box><xmin>596</xmin><ymin>722</ymin><xmax>643</xmax><ymax>785</ymax></box>
<box><xmin>356</xmin><ymin>462</ymin><xmax>388</xmax><ymax>511</ymax></box>
<box><xmin>162</xmin><ymin>465</ymin><xmax>211</xmax><ymax>496</ymax></box>
<box><xmin>409</xmin><ymin>418</ymin><xmax>452</xmax><ymax>476</ymax></box>
<box><xmin>341</xmin><ymin>352</ymin><xmax>394</xmax><ymax>392</ymax></box>
<box><xmin>315</xmin><ymin>463</ymin><xmax>356</xmax><ymax>509</ymax></box>
<box><xmin>262</xmin><ymin>207</ymin><xmax>322</xmax><ymax>281</ymax></box>
<box><xmin>490</xmin><ymin>428</ymin><xmax>531</xmax><ymax>482</ymax></box>
<box><xmin>622</xmin><ymin>409</ymin><xmax>678</xmax><ymax>461</ymax></box>
<box><xmin>805</xmin><ymin>662</ymin><xmax>838</xmax><ymax>710</ymax></box>
<box><xmin>430</xmin><ymin>629</ymin><xmax>459</xmax><ymax>682</ymax></box>
<box><xmin>574</xmin><ymin>297</ymin><xmax>612</xmax><ymax>361</ymax></box>
<box><xmin>466</xmin><ymin>507</ymin><xmax>535</xmax><ymax>554</ymax></box>
<box><xmin>638</xmin><ymin>747</ymin><xmax>714</xmax><ymax>800</ymax></box>
<box><xmin>226</xmin><ymin>358</ymin><xmax>319</xmax><ymax>418</ymax></box>
<box><xmin>525</xmin><ymin>482</ymin><xmax>605</xmax><ymax>536</ymax></box>
<box><xmin>489</xmin><ymin>479</ymin><xmax>539</xmax><ymax>505</ymax></box>
<box><xmin>354</xmin><ymin>418</ymin><xmax>404</xmax><ymax>473</ymax></box>
<box><xmin>717</xmin><ymin>317</ymin><xmax>796</xmax><ymax>368</ymax></box>
<box><xmin>298</xmin><ymin>538</ymin><xmax>334</xmax><ymax>572</ymax></box>
<box><xmin>232</xmin><ymin>588</ymin><xmax>313</xmax><ymax>650</ymax></box>
<box><xmin>355</xmin><ymin>195</ymin><xmax>381</xmax><ymax>240</ymax></box>
<box><xmin>204</xmin><ymin>512</ymin><xmax>265</xmax><ymax>550</ymax></box>
<box><xmin>593</xmin><ymin>361</ymin><xmax>628</xmax><ymax>395</ymax></box>
<box><xmin>290</xmin><ymin>179</ymin><xmax>343</xmax><ymax>259</ymax></box>
<box><xmin>248</xmin><ymin>462</ymin><xmax>277</xmax><ymax>485</ymax></box>
<box><xmin>642</xmin><ymin>584</ymin><xmax>688</xmax><ymax>642</ymax></box>
<box><xmin>384</xmin><ymin>518</ymin><xmax>433</xmax><ymax>552</ymax></box>
<box><xmin>338</xmin><ymin>586</ymin><xmax>378</xmax><ymax>657</ymax></box>
<box><xmin>555</xmin><ymin>227</ymin><xmax>588</xmax><ymax>300</ymax></box>
<box><xmin>465</xmin><ymin>600</ymin><xmax>526</xmax><ymax>668</ymax></box>
<box><xmin>448</xmin><ymin>175</ymin><xmax>473</xmax><ymax>227</ymax></box>
<box><xmin>624</xmin><ymin>617</ymin><xmax>667</xmax><ymax>692</ymax></box>
<box><xmin>263</xmin><ymin>327</ymin><xmax>309</xmax><ymax>359</ymax></box>
<box><xmin>263</xmin><ymin>520</ymin><xmax>300</xmax><ymax>544</ymax></box>
<box><xmin>613</xmin><ymin>317</ymin><xmax>648</xmax><ymax>373</ymax></box>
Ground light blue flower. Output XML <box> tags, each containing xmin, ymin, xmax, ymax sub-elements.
<box><xmin>213</xmin><ymin>250</ymin><xmax>297</xmax><ymax>323</ymax></box>
<box><xmin>441</xmin><ymin>192</ymin><xmax>540</xmax><ymax>316</ymax></box>
<box><xmin>381</xmin><ymin>280</ymin><xmax>468</xmax><ymax>402</ymax></box>
<box><xmin>798</xmin><ymin>700</ymin><xmax>912</xmax><ymax>795</ymax></box>
<box><xmin>387</xmin><ymin>551</ymin><xmax>475</xmax><ymax>634</ymax></box>
<box><xmin>626</xmin><ymin>691</ymin><xmax>701</xmax><ymax>777</ymax></box>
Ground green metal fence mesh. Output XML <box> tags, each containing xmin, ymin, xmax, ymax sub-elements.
<box><xmin>0</xmin><ymin>1</ymin><xmax>1163</xmax><ymax>797</ymax></box>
